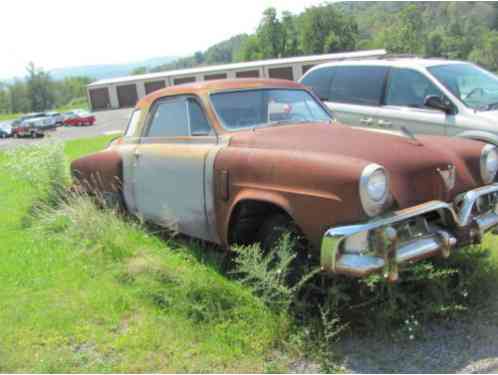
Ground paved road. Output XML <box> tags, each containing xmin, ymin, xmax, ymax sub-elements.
<box><xmin>0</xmin><ymin>108</ymin><xmax>133</xmax><ymax>150</ymax></box>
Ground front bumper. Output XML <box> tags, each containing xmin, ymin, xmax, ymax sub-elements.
<box><xmin>321</xmin><ymin>184</ymin><xmax>498</xmax><ymax>281</ymax></box>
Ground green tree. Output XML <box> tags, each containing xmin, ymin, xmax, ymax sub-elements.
<box><xmin>383</xmin><ymin>4</ymin><xmax>424</xmax><ymax>54</ymax></box>
<box><xmin>281</xmin><ymin>11</ymin><xmax>299</xmax><ymax>57</ymax></box>
<box><xmin>299</xmin><ymin>4</ymin><xmax>358</xmax><ymax>54</ymax></box>
<box><xmin>9</xmin><ymin>80</ymin><xmax>30</xmax><ymax>114</ymax></box>
<box><xmin>26</xmin><ymin>62</ymin><xmax>54</xmax><ymax>112</ymax></box>
<box><xmin>236</xmin><ymin>35</ymin><xmax>263</xmax><ymax>62</ymax></box>
<box><xmin>256</xmin><ymin>7</ymin><xmax>284</xmax><ymax>58</ymax></box>
<box><xmin>131</xmin><ymin>66</ymin><xmax>147</xmax><ymax>75</ymax></box>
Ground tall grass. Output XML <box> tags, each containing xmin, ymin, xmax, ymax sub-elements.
<box><xmin>0</xmin><ymin>139</ymin><xmax>291</xmax><ymax>372</ymax></box>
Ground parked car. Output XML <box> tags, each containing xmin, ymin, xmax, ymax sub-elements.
<box><xmin>0</xmin><ymin>121</ymin><xmax>13</xmax><ymax>138</ymax></box>
<box><xmin>63</xmin><ymin>110</ymin><xmax>96</xmax><ymax>126</ymax></box>
<box><xmin>300</xmin><ymin>58</ymin><xmax>498</xmax><ymax>145</ymax></box>
<box><xmin>45</xmin><ymin>111</ymin><xmax>64</xmax><ymax>127</ymax></box>
<box><xmin>12</xmin><ymin>119</ymin><xmax>45</xmax><ymax>138</ymax></box>
<box><xmin>71</xmin><ymin>79</ymin><xmax>498</xmax><ymax>281</ymax></box>
<box><xmin>13</xmin><ymin>113</ymin><xmax>56</xmax><ymax>131</ymax></box>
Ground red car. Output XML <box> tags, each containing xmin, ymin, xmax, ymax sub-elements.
<box><xmin>63</xmin><ymin>110</ymin><xmax>96</xmax><ymax>126</ymax></box>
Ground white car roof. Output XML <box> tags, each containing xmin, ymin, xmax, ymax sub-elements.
<box><xmin>308</xmin><ymin>58</ymin><xmax>469</xmax><ymax>71</ymax></box>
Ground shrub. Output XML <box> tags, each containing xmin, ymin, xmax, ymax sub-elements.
<box><xmin>5</xmin><ymin>140</ymin><xmax>68</xmax><ymax>204</ymax></box>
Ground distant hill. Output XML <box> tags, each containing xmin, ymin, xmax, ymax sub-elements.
<box><xmin>48</xmin><ymin>56</ymin><xmax>177</xmax><ymax>81</ymax></box>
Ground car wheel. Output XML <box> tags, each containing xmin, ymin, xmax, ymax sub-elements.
<box><xmin>257</xmin><ymin>213</ymin><xmax>312</xmax><ymax>284</ymax></box>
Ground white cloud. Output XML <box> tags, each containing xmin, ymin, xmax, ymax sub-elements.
<box><xmin>0</xmin><ymin>0</ymin><xmax>325</xmax><ymax>78</ymax></box>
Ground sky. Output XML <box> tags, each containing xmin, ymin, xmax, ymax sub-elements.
<box><xmin>0</xmin><ymin>0</ymin><xmax>326</xmax><ymax>79</ymax></box>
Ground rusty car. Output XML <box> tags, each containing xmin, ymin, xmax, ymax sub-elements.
<box><xmin>71</xmin><ymin>79</ymin><xmax>498</xmax><ymax>281</ymax></box>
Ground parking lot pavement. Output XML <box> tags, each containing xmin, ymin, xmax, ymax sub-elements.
<box><xmin>0</xmin><ymin>108</ymin><xmax>133</xmax><ymax>150</ymax></box>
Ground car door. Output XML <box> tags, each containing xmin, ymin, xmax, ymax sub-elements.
<box><xmin>133</xmin><ymin>95</ymin><xmax>220</xmax><ymax>242</ymax></box>
<box><xmin>377</xmin><ymin>68</ymin><xmax>454</xmax><ymax>136</ymax></box>
<box><xmin>324</xmin><ymin>65</ymin><xmax>388</xmax><ymax>131</ymax></box>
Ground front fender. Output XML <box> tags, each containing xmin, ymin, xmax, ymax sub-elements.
<box><xmin>214</xmin><ymin>146</ymin><xmax>368</xmax><ymax>249</ymax></box>
<box><xmin>71</xmin><ymin>149</ymin><xmax>123</xmax><ymax>194</ymax></box>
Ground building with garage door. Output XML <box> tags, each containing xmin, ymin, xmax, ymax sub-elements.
<box><xmin>86</xmin><ymin>49</ymin><xmax>386</xmax><ymax>111</ymax></box>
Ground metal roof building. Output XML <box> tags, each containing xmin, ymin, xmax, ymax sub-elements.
<box><xmin>86</xmin><ymin>49</ymin><xmax>387</xmax><ymax>111</ymax></box>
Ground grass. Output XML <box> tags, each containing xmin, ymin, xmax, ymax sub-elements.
<box><xmin>2</xmin><ymin>134</ymin><xmax>498</xmax><ymax>372</ymax></box>
<box><xmin>0</xmin><ymin>135</ymin><xmax>292</xmax><ymax>372</ymax></box>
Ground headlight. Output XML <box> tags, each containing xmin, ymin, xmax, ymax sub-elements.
<box><xmin>480</xmin><ymin>144</ymin><xmax>498</xmax><ymax>184</ymax></box>
<box><xmin>360</xmin><ymin>163</ymin><xmax>389</xmax><ymax>217</ymax></box>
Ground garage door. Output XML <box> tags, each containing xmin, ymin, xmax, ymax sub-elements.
<box><xmin>145</xmin><ymin>80</ymin><xmax>166</xmax><ymax>95</ymax></box>
<box><xmin>89</xmin><ymin>88</ymin><xmax>110</xmax><ymax>110</ymax></box>
<box><xmin>268</xmin><ymin>66</ymin><xmax>294</xmax><ymax>80</ymax></box>
<box><xmin>236</xmin><ymin>70</ymin><xmax>260</xmax><ymax>78</ymax></box>
<box><xmin>117</xmin><ymin>84</ymin><xmax>139</xmax><ymax>108</ymax></box>
<box><xmin>204</xmin><ymin>73</ymin><xmax>227</xmax><ymax>81</ymax></box>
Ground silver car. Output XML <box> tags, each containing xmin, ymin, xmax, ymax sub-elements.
<box><xmin>300</xmin><ymin>58</ymin><xmax>498</xmax><ymax>145</ymax></box>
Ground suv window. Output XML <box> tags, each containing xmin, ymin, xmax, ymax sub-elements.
<box><xmin>329</xmin><ymin>66</ymin><xmax>388</xmax><ymax>106</ymax></box>
<box><xmin>385</xmin><ymin>68</ymin><xmax>444</xmax><ymax>108</ymax></box>
<box><xmin>146</xmin><ymin>98</ymin><xmax>189</xmax><ymax>137</ymax></box>
<box><xmin>300</xmin><ymin>67</ymin><xmax>335</xmax><ymax>100</ymax></box>
<box><xmin>187</xmin><ymin>98</ymin><xmax>211</xmax><ymax>135</ymax></box>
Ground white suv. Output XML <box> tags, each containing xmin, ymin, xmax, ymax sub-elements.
<box><xmin>300</xmin><ymin>58</ymin><xmax>498</xmax><ymax>145</ymax></box>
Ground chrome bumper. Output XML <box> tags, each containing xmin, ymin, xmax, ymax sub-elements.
<box><xmin>321</xmin><ymin>184</ymin><xmax>498</xmax><ymax>281</ymax></box>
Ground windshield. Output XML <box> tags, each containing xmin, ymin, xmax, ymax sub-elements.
<box><xmin>428</xmin><ymin>63</ymin><xmax>498</xmax><ymax>110</ymax></box>
<box><xmin>210</xmin><ymin>88</ymin><xmax>332</xmax><ymax>130</ymax></box>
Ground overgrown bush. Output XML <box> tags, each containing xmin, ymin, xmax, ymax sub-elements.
<box><xmin>5</xmin><ymin>140</ymin><xmax>68</xmax><ymax>204</ymax></box>
<box><xmin>232</xmin><ymin>232</ymin><xmax>498</xmax><ymax>338</ymax></box>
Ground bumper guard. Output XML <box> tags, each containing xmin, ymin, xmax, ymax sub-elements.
<box><xmin>321</xmin><ymin>184</ymin><xmax>498</xmax><ymax>281</ymax></box>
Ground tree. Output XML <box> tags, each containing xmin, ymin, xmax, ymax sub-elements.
<box><xmin>383</xmin><ymin>4</ymin><xmax>424</xmax><ymax>54</ymax></box>
<box><xmin>256</xmin><ymin>7</ymin><xmax>284</xmax><ymax>58</ymax></box>
<box><xmin>281</xmin><ymin>11</ymin><xmax>299</xmax><ymax>57</ymax></box>
<box><xmin>236</xmin><ymin>35</ymin><xmax>263</xmax><ymax>61</ymax></box>
<box><xmin>9</xmin><ymin>79</ymin><xmax>30</xmax><ymax>114</ymax></box>
<box><xmin>469</xmin><ymin>30</ymin><xmax>498</xmax><ymax>71</ymax></box>
<box><xmin>26</xmin><ymin>62</ymin><xmax>54</xmax><ymax>112</ymax></box>
<box><xmin>131</xmin><ymin>66</ymin><xmax>147</xmax><ymax>75</ymax></box>
<box><xmin>299</xmin><ymin>4</ymin><xmax>358</xmax><ymax>54</ymax></box>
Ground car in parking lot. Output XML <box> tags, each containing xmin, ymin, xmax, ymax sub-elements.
<box><xmin>71</xmin><ymin>79</ymin><xmax>498</xmax><ymax>281</ymax></box>
<box><xmin>12</xmin><ymin>119</ymin><xmax>45</xmax><ymax>138</ymax></box>
<box><xmin>45</xmin><ymin>111</ymin><xmax>65</xmax><ymax>127</ymax></box>
<box><xmin>0</xmin><ymin>121</ymin><xmax>13</xmax><ymax>138</ymax></box>
<box><xmin>63</xmin><ymin>109</ymin><xmax>96</xmax><ymax>126</ymax></box>
<box><xmin>13</xmin><ymin>112</ymin><xmax>56</xmax><ymax>131</ymax></box>
<box><xmin>300</xmin><ymin>58</ymin><xmax>498</xmax><ymax>146</ymax></box>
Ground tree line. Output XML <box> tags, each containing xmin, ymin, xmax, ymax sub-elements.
<box><xmin>149</xmin><ymin>2</ymin><xmax>498</xmax><ymax>74</ymax></box>
<box><xmin>0</xmin><ymin>63</ymin><xmax>90</xmax><ymax>115</ymax></box>
<box><xmin>3</xmin><ymin>2</ymin><xmax>498</xmax><ymax>116</ymax></box>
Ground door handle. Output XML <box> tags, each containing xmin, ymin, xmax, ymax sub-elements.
<box><xmin>134</xmin><ymin>149</ymin><xmax>141</xmax><ymax>159</ymax></box>
<box><xmin>360</xmin><ymin>117</ymin><xmax>373</xmax><ymax>125</ymax></box>
<box><xmin>378</xmin><ymin>120</ymin><xmax>393</xmax><ymax>129</ymax></box>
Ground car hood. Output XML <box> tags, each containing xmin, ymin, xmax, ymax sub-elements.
<box><xmin>227</xmin><ymin>123</ymin><xmax>485</xmax><ymax>208</ymax></box>
<box><xmin>472</xmin><ymin>109</ymin><xmax>498</xmax><ymax>124</ymax></box>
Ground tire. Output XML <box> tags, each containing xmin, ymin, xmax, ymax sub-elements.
<box><xmin>257</xmin><ymin>213</ymin><xmax>312</xmax><ymax>282</ymax></box>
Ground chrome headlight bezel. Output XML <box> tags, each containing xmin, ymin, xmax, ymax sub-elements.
<box><xmin>359</xmin><ymin>163</ymin><xmax>390</xmax><ymax>217</ymax></box>
<box><xmin>480</xmin><ymin>144</ymin><xmax>498</xmax><ymax>184</ymax></box>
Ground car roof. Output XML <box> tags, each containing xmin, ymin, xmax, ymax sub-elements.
<box><xmin>137</xmin><ymin>78</ymin><xmax>306</xmax><ymax>109</ymax></box>
<box><xmin>307</xmin><ymin>58</ymin><xmax>469</xmax><ymax>72</ymax></box>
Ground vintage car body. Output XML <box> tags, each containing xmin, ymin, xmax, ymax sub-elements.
<box><xmin>71</xmin><ymin>79</ymin><xmax>498</xmax><ymax>281</ymax></box>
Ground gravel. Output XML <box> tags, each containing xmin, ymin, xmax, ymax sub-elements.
<box><xmin>338</xmin><ymin>299</ymin><xmax>498</xmax><ymax>373</ymax></box>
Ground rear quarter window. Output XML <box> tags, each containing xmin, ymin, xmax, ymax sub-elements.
<box><xmin>329</xmin><ymin>66</ymin><xmax>388</xmax><ymax>106</ymax></box>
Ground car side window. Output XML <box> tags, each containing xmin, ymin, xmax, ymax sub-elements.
<box><xmin>145</xmin><ymin>98</ymin><xmax>189</xmax><ymax>137</ymax></box>
<box><xmin>385</xmin><ymin>68</ymin><xmax>445</xmax><ymax>109</ymax></box>
<box><xmin>300</xmin><ymin>67</ymin><xmax>335</xmax><ymax>101</ymax></box>
<box><xmin>329</xmin><ymin>66</ymin><xmax>388</xmax><ymax>106</ymax></box>
<box><xmin>187</xmin><ymin>98</ymin><xmax>211</xmax><ymax>135</ymax></box>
